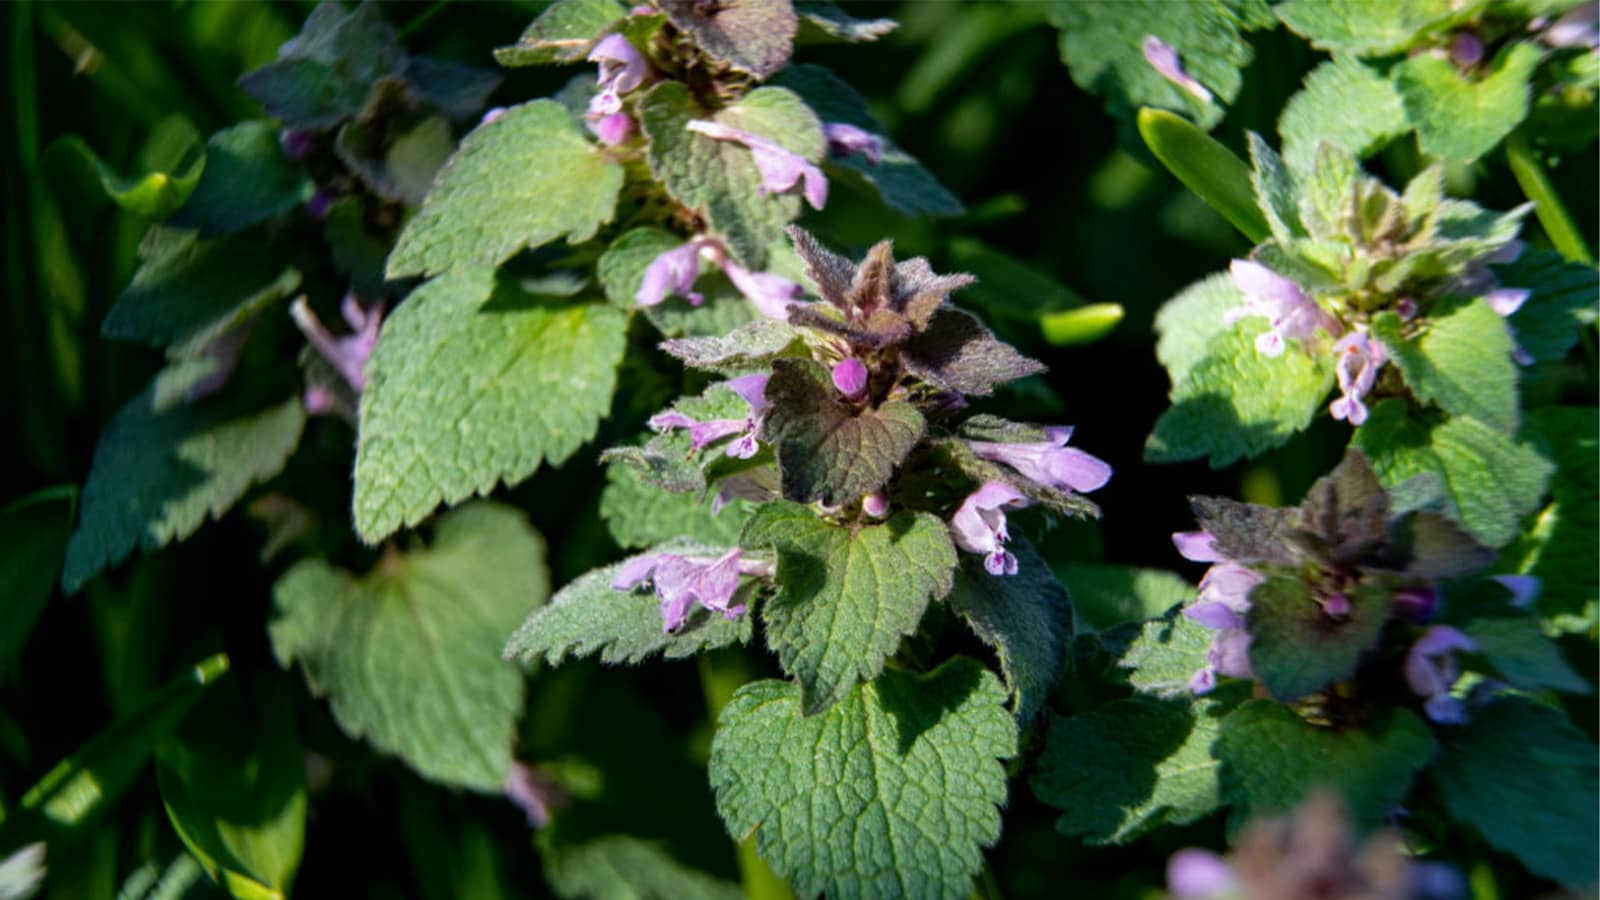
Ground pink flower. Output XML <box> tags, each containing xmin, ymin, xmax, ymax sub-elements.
<box><xmin>685</xmin><ymin>120</ymin><xmax>828</xmax><ymax>209</ymax></box>
<box><xmin>1226</xmin><ymin>259</ymin><xmax>1339</xmax><ymax>357</ymax></box>
<box><xmin>1404</xmin><ymin>625</ymin><xmax>1476</xmax><ymax>724</ymax></box>
<box><xmin>635</xmin><ymin>236</ymin><xmax>803</xmax><ymax>320</ymax></box>
<box><xmin>612</xmin><ymin>547</ymin><xmax>772</xmax><ymax>631</ymax></box>
<box><xmin>1142</xmin><ymin>35</ymin><xmax>1214</xmax><ymax>104</ymax></box>
<box><xmin>967</xmin><ymin>426</ymin><xmax>1112</xmax><ymax>494</ymax></box>
<box><xmin>822</xmin><ymin>122</ymin><xmax>884</xmax><ymax>165</ymax></box>
<box><xmin>1329</xmin><ymin>329</ymin><xmax>1387</xmax><ymax>426</ymax></box>
<box><xmin>291</xmin><ymin>293</ymin><xmax>384</xmax><ymax>407</ymax></box>
<box><xmin>589</xmin><ymin>111</ymin><xmax>634</xmax><ymax>146</ymax></box>
<box><xmin>950</xmin><ymin>482</ymin><xmax>1030</xmax><ymax>576</ymax></box>
<box><xmin>649</xmin><ymin>374</ymin><xmax>770</xmax><ymax>459</ymax></box>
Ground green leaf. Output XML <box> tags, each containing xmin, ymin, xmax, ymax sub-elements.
<box><xmin>1119</xmin><ymin>606</ymin><xmax>1213</xmax><ymax>698</ymax></box>
<box><xmin>322</xmin><ymin>197</ymin><xmax>390</xmax><ymax>299</ymax></box>
<box><xmin>102</xmin><ymin>228</ymin><xmax>300</xmax><ymax>357</ymax></box>
<box><xmin>271</xmin><ymin>503</ymin><xmax>548</xmax><ymax>791</ymax></box>
<box><xmin>1395</xmin><ymin>42</ymin><xmax>1542</xmax><ymax>164</ymax></box>
<box><xmin>901</xmin><ymin>308</ymin><xmax>1047</xmax><ymax>396</ymax></box>
<box><xmin>335</xmin><ymin>114</ymin><xmax>455</xmax><ymax>207</ymax></box>
<box><xmin>946</xmin><ymin>541</ymin><xmax>1071</xmax><ymax>722</ymax></box>
<box><xmin>503</xmin><ymin>545</ymin><xmax>751</xmax><ymax>666</ymax></box>
<box><xmin>709</xmin><ymin>658</ymin><xmax>1016</xmax><ymax>900</ymax></box>
<box><xmin>1249</xmin><ymin>133</ymin><xmax>1307</xmax><ymax>243</ymax></box>
<box><xmin>761</xmin><ymin>358</ymin><xmax>925</xmax><ymax>507</ymax></box>
<box><xmin>62</xmin><ymin>369</ymin><xmax>306</xmax><ymax>593</ymax></box>
<box><xmin>1145</xmin><ymin>320</ymin><xmax>1336</xmax><ymax>467</ymax></box>
<box><xmin>1048</xmin><ymin>1</ymin><xmax>1273</xmax><ymax>130</ymax></box>
<box><xmin>600</xmin><ymin>463</ymin><xmax>750</xmax><ymax>550</ymax></box>
<box><xmin>387</xmin><ymin>101</ymin><xmax>624</xmax><ymax>278</ymax></box>
<box><xmin>639</xmin><ymin>82</ymin><xmax>824</xmax><ymax>268</ymax></box>
<box><xmin>1440</xmin><ymin>580</ymin><xmax>1589</xmax><ymax>693</ymax></box>
<box><xmin>1493</xmin><ymin>249</ymin><xmax>1600</xmax><ymax>363</ymax></box>
<box><xmin>353</xmin><ymin>268</ymin><xmax>627</xmax><ymax>542</ymax></box>
<box><xmin>1153</xmin><ymin>272</ymin><xmax>1244</xmax><ymax>387</ymax></box>
<box><xmin>3</xmin><ymin>654</ymin><xmax>230</xmax><ymax>844</ymax></box>
<box><xmin>1508</xmin><ymin>407</ymin><xmax>1598</xmax><ymax>633</ymax></box>
<box><xmin>1274</xmin><ymin>0</ymin><xmax>1470</xmax><ymax>56</ymax></box>
<box><xmin>47</xmin><ymin>134</ymin><xmax>204</xmax><ymax>220</ymax></box>
<box><xmin>168</xmin><ymin>122</ymin><xmax>313</xmax><ymax>237</ymax></box>
<box><xmin>1247</xmin><ymin>580</ymin><xmax>1390</xmax><ymax>699</ymax></box>
<box><xmin>773</xmin><ymin>64</ymin><xmax>963</xmax><ymax>218</ymax></box>
<box><xmin>1039</xmin><ymin>303</ymin><xmax>1125</xmax><ymax>346</ymax></box>
<box><xmin>597</xmin><ymin>227</ymin><xmax>683</xmax><ymax>308</ymax></box>
<box><xmin>743</xmin><ymin>502</ymin><xmax>957</xmax><ymax>713</ymax></box>
<box><xmin>157</xmin><ymin>679</ymin><xmax>306</xmax><ymax>900</ymax></box>
<box><xmin>659</xmin><ymin>319</ymin><xmax>803</xmax><ymax>372</ymax></box>
<box><xmin>1216</xmin><ymin>702</ymin><xmax>1436</xmax><ymax>830</ymax></box>
<box><xmin>1034</xmin><ymin>691</ymin><xmax>1240</xmax><ymax>844</ymax></box>
<box><xmin>659</xmin><ymin>0</ymin><xmax>798</xmax><ymax>80</ymax></box>
<box><xmin>1429</xmin><ymin>698</ymin><xmax>1598</xmax><ymax>885</ymax></box>
<box><xmin>1058</xmin><ymin>563</ymin><xmax>1195</xmax><ymax>633</ymax></box>
<box><xmin>1138</xmin><ymin>109</ymin><xmax>1270</xmax><ymax>242</ymax></box>
<box><xmin>1354</xmin><ymin>401</ymin><xmax>1553</xmax><ymax>547</ymax></box>
<box><xmin>494</xmin><ymin>0</ymin><xmax>625</xmax><ymax>66</ymax></box>
<box><xmin>1278</xmin><ymin>57</ymin><xmax>1409</xmax><ymax>175</ymax></box>
<box><xmin>403</xmin><ymin>57</ymin><xmax>503</xmax><ymax>124</ymax></box>
<box><xmin>0</xmin><ymin>486</ymin><xmax>74</xmax><ymax>677</ymax></box>
<box><xmin>238</xmin><ymin>2</ymin><xmax>406</xmax><ymax>129</ymax></box>
<box><xmin>542</xmin><ymin>836</ymin><xmax>743</xmax><ymax>900</ymax></box>
<box><xmin>1372</xmin><ymin>297</ymin><xmax>1519</xmax><ymax>432</ymax></box>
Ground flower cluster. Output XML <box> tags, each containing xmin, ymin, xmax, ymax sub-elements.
<box><xmin>1221</xmin><ymin>143</ymin><xmax>1530</xmax><ymax>426</ymax></box>
<box><xmin>609</xmin><ymin>228</ymin><xmax>1112</xmax><ymax>630</ymax></box>
<box><xmin>1171</xmin><ymin>451</ymin><xmax>1538</xmax><ymax>725</ymax></box>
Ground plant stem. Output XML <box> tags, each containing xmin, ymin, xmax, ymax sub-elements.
<box><xmin>1505</xmin><ymin>133</ymin><xmax>1595</xmax><ymax>265</ymax></box>
<box><xmin>699</xmin><ymin>651</ymin><xmax>794</xmax><ymax>900</ymax></box>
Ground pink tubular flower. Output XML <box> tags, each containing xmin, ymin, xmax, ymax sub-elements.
<box><xmin>504</xmin><ymin>761</ymin><xmax>566</xmax><ymax>828</ymax></box>
<box><xmin>1173</xmin><ymin>530</ymin><xmax>1261</xmax><ymax>694</ymax></box>
<box><xmin>649</xmin><ymin>373</ymin><xmax>770</xmax><ymax>459</ymax></box>
<box><xmin>291</xmin><ymin>293</ymin><xmax>384</xmax><ymax>394</ymax></box>
<box><xmin>589</xmin><ymin>34</ymin><xmax>648</xmax><ymax>97</ymax></box>
<box><xmin>1329</xmin><ymin>329</ymin><xmax>1387</xmax><ymax>426</ymax></box>
<box><xmin>685</xmin><ymin>120</ymin><xmax>828</xmax><ymax>209</ymax></box>
<box><xmin>1226</xmin><ymin>259</ymin><xmax>1339</xmax><ymax>357</ymax></box>
<box><xmin>635</xmin><ymin>236</ymin><xmax>803</xmax><ymax>320</ymax></box>
<box><xmin>967</xmin><ymin>426</ymin><xmax>1112</xmax><ymax>494</ymax></box>
<box><xmin>822</xmin><ymin>122</ymin><xmax>884</xmax><ymax>165</ymax></box>
<box><xmin>950</xmin><ymin>482</ymin><xmax>1030</xmax><ymax>576</ymax></box>
<box><xmin>612</xmin><ymin>547</ymin><xmax>773</xmax><ymax>631</ymax></box>
<box><xmin>1142</xmin><ymin>35</ymin><xmax>1214</xmax><ymax>104</ymax></box>
<box><xmin>636</xmin><ymin>240</ymin><xmax>709</xmax><ymax>307</ymax></box>
<box><xmin>1492</xmin><ymin>574</ymin><xmax>1540</xmax><ymax>608</ymax></box>
<box><xmin>1404</xmin><ymin>625</ymin><xmax>1476</xmax><ymax>724</ymax></box>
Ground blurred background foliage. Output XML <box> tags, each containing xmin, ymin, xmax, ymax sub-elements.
<box><xmin>2</xmin><ymin>2</ymin><xmax>1594</xmax><ymax>898</ymax></box>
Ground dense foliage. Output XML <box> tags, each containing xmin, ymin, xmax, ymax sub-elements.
<box><xmin>2</xmin><ymin>1</ymin><xmax>1596</xmax><ymax>898</ymax></box>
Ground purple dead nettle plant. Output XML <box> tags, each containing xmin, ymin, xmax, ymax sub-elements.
<box><xmin>1217</xmin><ymin>144</ymin><xmax>1534</xmax><ymax>427</ymax></box>
<box><xmin>605</xmin><ymin>227</ymin><xmax>1112</xmax><ymax>631</ymax></box>
<box><xmin>1169</xmin><ymin>450</ymin><xmax>1549</xmax><ymax>726</ymax></box>
<box><xmin>291</xmin><ymin>292</ymin><xmax>385</xmax><ymax>418</ymax></box>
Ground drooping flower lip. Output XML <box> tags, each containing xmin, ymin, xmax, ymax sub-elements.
<box><xmin>1404</xmin><ymin>625</ymin><xmax>1477</xmax><ymax>724</ymax></box>
<box><xmin>587</xmin><ymin>34</ymin><xmax>648</xmax><ymax>96</ymax></box>
<box><xmin>685</xmin><ymin>119</ymin><xmax>828</xmax><ymax>209</ymax></box>
<box><xmin>648</xmin><ymin>373</ymin><xmax>770</xmax><ymax>460</ymax></box>
<box><xmin>949</xmin><ymin>481</ymin><xmax>1030</xmax><ymax>576</ymax></box>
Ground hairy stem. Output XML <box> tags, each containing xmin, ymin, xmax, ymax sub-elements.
<box><xmin>1505</xmin><ymin>133</ymin><xmax>1595</xmax><ymax>265</ymax></box>
<box><xmin>699</xmin><ymin>651</ymin><xmax>794</xmax><ymax>900</ymax></box>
